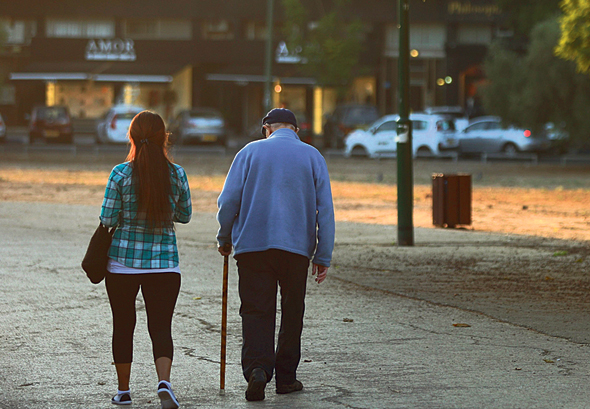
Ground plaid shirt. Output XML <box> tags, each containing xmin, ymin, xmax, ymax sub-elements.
<box><xmin>100</xmin><ymin>162</ymin><xmax>192</xmax><ymax>269</ymax></box>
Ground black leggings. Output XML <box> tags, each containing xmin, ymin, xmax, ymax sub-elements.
<box><xmin>105</xmin><ymin>272</ymin><xmax>181</xmax><ymax>364</ymax></box>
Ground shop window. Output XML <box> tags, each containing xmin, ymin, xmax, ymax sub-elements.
<box><xmin>1</xmin><ymin>19</ymin><xmax>37</xmax><ymax>45</ymax></box>
<box><xmin>202</xmin><ymin>20</ymin><xmax>234</xmax><ymax>40</ymax></box>
<box><xmin>245</xmin><ymin>21</ymin><xmax>267</xmax><ymax>40</ymax></box>
<box><xmin>123</xmin><ymin>19</ymin><xmax>192</xmax><ymax>40</ymax></box>
<box><xmin>46</xmin><ymin>18</ymin><xmax>115</xmax><ymax>38</ymax></box>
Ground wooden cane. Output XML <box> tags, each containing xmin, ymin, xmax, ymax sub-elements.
<box><xmin>220</xmin><ymin>243</ymin><xmax>231</xmax><ymax>395</ymax></box>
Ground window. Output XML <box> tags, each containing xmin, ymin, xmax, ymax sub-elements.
<box><xmin>466</xmin><ymin>122</ymin><xmax>488</xmax><ymax>132</ymax></box>
<box><xmin>436</xmin><ymin>119</ymin><xmax>456</xmax><ymax>132</ymax></box>
<box><xmin>202</xmin><ymin>20</ymin><xmax>234</xmax><ymax>40</ymax></box>
<box><xmin>457</xmin><ymin>24</ymin><xmax>492</xmax><ymax>45</ymax></box>
<box><xmin>486</xmin><ymin>121</ymin><xmax>502</xmax><ymax>130</ymax></box>
<box><xmin>375</xmin><ymin>121</ymin><xmax>397</xmax><ymax>133</ymax></box>
<box><xmin>123</xmin><ymin>19</ymin><xmax>192</xmax><ymax>40</ymax></box>
<box><xmin>412</xmin><ymin>120</ymin><xmax>428</xmax><ymax>131</ymax></box>
<box><xmin>245</xmin><ymin>21</ymin><xmax>267</xmax><ymax>40</ymax></box>
<box><xmin>46</xmin><ymin>19</ymin><xmax>114</xmax><ymax>38</ymax></box>
<box><xmin>1</xmin><ymin>19</ymin><xmax>37</xmax><ymax>44</ymax></box>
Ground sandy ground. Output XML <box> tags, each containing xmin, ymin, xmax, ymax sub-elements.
<box><xmin>1</xmin><ymin>153</ymin><xmax>589</xmax><ymax>345</ymax></box>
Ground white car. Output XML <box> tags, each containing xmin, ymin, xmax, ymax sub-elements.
<box><xmin>344</xmin><ymin>113</ymin><xmax>459</xmax><ymax>158</ymax></box>
<box><xmin>458</xmin><ymin>116</ymin><xmax>550</xmax><ymax>155</ymax></box>
<box><xmin>96</xmin><ymin>105</ymin><xmax>144</xmax><ymax>144</ymax></box>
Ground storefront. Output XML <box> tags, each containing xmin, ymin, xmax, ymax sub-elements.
<box><xmin>9</xmin><ymin>37</ymin><xmax>193</xmax><ymax>124</ymax></box>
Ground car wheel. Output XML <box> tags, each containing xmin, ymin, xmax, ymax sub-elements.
<box><xmin>416</xmin><ymin>146</ymin><xmax>433</xmax><ymax>157</ymax></box>
<box><xmin>350</xmin><ymin>145</ymin><xmax>368</xmax><ymax>157</ymax></box>
<box><xmin>502</xmin><ymin>143</ymin><xmax>518</xmax><ymax>156</ymax></box>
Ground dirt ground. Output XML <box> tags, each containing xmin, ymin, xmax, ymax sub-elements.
<box><xmin>1</xmin><ymin>152</ymin><xmax>590</xmax><ymax>343</ymax></box>
<box><xmin>1</xmin><ymin>153</ymin><xmax>590</xmax><ymax>241</ymax></box>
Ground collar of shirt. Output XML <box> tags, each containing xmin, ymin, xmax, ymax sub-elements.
<box><xmin>268</xmin><ymin>127</ymin><xmax>300</xmax><ymax>140</ymax></box>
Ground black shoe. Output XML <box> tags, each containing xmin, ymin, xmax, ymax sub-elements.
<box><xmin>246</xmin><ymin>368</ymin><xmax>267</xmax><ymax>401</ymax></box>
<box><xmin>276</xmin><ymin>380</ymin><xmax>303</xmax><ymax>394</ymax></box>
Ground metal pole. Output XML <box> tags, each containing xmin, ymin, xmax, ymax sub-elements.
<box><xmin>396</xmin><ymin>0</ymin><xmax>414</xmax><ymax>246</ymax></box>
<box><xmin>263</xmin><ymin>0</ymin><xmax>275</xmax><ymax>112</ymax></box>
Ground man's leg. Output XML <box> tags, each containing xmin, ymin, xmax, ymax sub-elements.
<box><xmin>275</xmin><ymin>250</ymin><xmax>309</xmax><ymax>387</ymax></box>
<box><xmin>236</xmin><ymin>251</ymin><xmax>278</xmax><ymax>382</ymax></box>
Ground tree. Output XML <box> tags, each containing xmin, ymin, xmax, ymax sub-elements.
<box><xmin>281</xmin><ymin>0</ymin><xmax>364</xmax><ymax>97</ymax></box>
<box><xmin>555</xmin><ymin>0</ymin><xmax>590</xmax><ymax>74</ymax></box>
<box><xmin>496</xmin><ymin>0</ymin><xmax>562</xmax><ymax>37</ymax></box>
<box><xmin>481</xmin><ymin>17</ymin><xmax>590</xmax><ymax>144</ymax></box>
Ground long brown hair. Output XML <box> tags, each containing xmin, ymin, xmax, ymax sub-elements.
<box><xmin>126</xmin><ymin>111</ymin><xmax>173</xmax><ymax>228</ymax></box>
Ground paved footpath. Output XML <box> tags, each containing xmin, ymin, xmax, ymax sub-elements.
<box><xmin>0</xmin><ymin>201</ymin><xmax>589</xmax><ymax>408</ymax></box>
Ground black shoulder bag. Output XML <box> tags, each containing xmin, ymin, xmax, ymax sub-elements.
<box><xmin>81</xmin><ymin>223</ymin><xmax>116</xmax><ymax>284</ymax></box>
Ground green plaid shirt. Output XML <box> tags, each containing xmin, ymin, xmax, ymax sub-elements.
<box><xmin>100</xmin><ymin>162</ymin><xmax>192</xmax><ymax>269</ymax></box>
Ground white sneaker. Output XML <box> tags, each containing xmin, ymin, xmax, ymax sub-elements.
<box><xmin>111</xmin><ymin>391</ymin><xmax>132</xmax><ymax>405</ymax></box>
<box><xmin>157</xmin><ymin>381</ymin><xmax>179</xmax><ymax>409</ymax></box>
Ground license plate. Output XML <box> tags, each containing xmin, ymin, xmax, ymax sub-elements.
<box><xmin>202</xmin><ymin>134</ymin><xmax>217</xmax><ymax>142</ymax></box>
<box><xmin>44</xmin><ymin>130</ymin><xmax>60</xmax><ymax>138</ymax></box>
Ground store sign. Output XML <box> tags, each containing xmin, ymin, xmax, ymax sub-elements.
<box><xmin>85</xmin><ymin>39</ymin><xmax>136</xmax><ymax>61</ymax></box>
<box><xmin>448</xmin><ymin>1</ymin><xmax>501</xmax><ymax>16</ymax></box>
<box><xmin>275</xmin><ymin>41</ymin><xmax>306</xmax><ymax>64</ymax></box>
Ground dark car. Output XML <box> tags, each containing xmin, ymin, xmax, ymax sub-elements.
<box><xmin>169</xmin><ymin>108</ymin><xmax>227</xmax><ymax>146</ymax></box>
<box><xmin>29</xmin><ymin>105</ymin><xmax>73</xmax><ymax>144</ymax></box>
<box><xmin>0</xmin><ymin>113</ymin><xmax>6</xmax><ymax>143</ymax></box>
<box><xmin>323</xmin><ymin>104</ymin><xmax>380</xmax><ymax>148</ymax></box>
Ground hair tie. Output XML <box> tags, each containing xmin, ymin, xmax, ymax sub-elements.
<box><xmin>140</xmin><ymin>138</ymin><xmax>149</xmax><ymax>145</ymax></box>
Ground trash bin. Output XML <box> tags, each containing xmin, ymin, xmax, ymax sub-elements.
<box><xmin>432</xmin><ymin>173</ymin><xmax>472</xmax><ymax>228</ymax></box>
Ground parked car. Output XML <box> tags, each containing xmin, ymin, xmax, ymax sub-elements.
<box><xmin>0</xmin><ymin>113</ymin><xmax>6</xmax><ymax>143</ymax></box>
<box><xmin>291</xmin><ymin>110</ymin><xmax>313</xmax><ymax>145</ymax></box>
<box><xmin>458</xmin><ymin>116</ymin><xmax>550</xmax><ymax>155</ymax></box>
<box><xmin>323</xmin><ymin>104</ymin><xmax>380</xmax><ymax>149</ymax></box>
<box><xmin>96</xmin><ymin>105</ymin><xmax>144</xmax><ymax>144</ymax></box>
<box><xmin>29</xmin><ymin>105</ymin><xmax>73</xmax><ymax>144</ymax></box>
<box><xmin>424</xmin><ymin>106</ymin><xmax>469</xmax><ymax>131</ymax></box>
<box><xmin>545</xmin><ymin>122</ymin><xmax>569</xmax><ymax>154</ymax></box>
<box><xmin>169</xmin><ymin>108</ymin><xmax>226</xmax><ymax>146</ymax></box>
<box><xmin>343</xmin><ymin>113</ymin><xmax>459</xmax><ymax>159</ymax></box>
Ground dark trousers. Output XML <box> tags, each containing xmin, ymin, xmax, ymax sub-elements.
<box><xmin>236</xmin><ymin>249</ymin><xmax>309</xmax><ymax>385</ymax></box>
<box><xmin>105</xmin><ymin>272</ymin><xmax>181</xmax><ymax>364</ymax></box>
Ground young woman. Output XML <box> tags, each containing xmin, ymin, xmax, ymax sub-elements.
<box><xmin>100</xmin><ymin>111</ymin><xmax>191</xmax><ymax>408</ymax></box>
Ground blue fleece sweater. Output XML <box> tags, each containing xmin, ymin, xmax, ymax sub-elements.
<box><xmin>216</xmin><ymin>128</ymin><xmax>335</xmax><ymax>266</ymax></box>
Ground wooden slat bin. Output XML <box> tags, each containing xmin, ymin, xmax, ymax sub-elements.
<box><xmin>432</xmin><ymin>173</ymin><xmax>472</xmax><ymax>228</ymax></box>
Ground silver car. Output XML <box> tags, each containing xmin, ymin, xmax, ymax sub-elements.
<box><xmin>170</xmin><ymin>108</ymin><xmax>227</xmax><ymax>146</ymax></box>
<box><xmin>458</xmin><ymin>116</ymin><xmax>550</xmax><ymax>155</ymax></box>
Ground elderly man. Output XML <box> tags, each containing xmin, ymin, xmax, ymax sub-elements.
<box><xmin>216</xmin><ymin>108</ymin><xmax>335</xmax><ymax>401</ymax></box>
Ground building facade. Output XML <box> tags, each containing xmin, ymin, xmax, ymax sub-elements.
<box><xmin>0</xmin><ymin>0</ymin><xmax>505</xmax><ymax>134</ymax></box>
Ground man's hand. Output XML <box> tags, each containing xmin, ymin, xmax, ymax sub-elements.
<box><xmin>312</xmin><ymin>263</ymin><xmax>328</xmax><ymax>284</ymax></box>
<box><xmin>218</xmin><ymin>243</ymin><xmax>232</xmax><ymax>256</ymax></box>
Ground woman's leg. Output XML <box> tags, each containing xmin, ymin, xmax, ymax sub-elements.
<box><xmin>105</xmin><ymin>272</ymin><xmax>141</xmax><ymax>391</ymax></box>
<box><xmin>141</xmin><ymin>272</ymin><xmax>181</xmax><ymax>381</ymax></box>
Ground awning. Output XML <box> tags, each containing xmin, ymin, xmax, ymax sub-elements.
<box><xmin>10</xmin><ymin>72</ymin><xmax>172</xmax><ymax>82</ymax></box>
<box><xmin>9</xmin><ymin>61</ymin><xmax>183</xmax><ymax>83</ymax></box>
<box><xmin>206</xmin><ymin>73</ymin><xmax>316</xmax><ymax>85</ymax></box>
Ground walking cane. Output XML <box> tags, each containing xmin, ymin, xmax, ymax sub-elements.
<box><xmin>220</xmin><ymin>243</ymin><xmax>231</xmax><ymax>395</ymax></box>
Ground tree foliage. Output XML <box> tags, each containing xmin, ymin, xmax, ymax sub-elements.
<box><xmin>481</xmin><ymin>17</ymin><xmax>590</xmax><ymax>143</ymax></box>
<box><xmin>555</xmin><ymin>0</ymin><xmax>590</xmax><ymax>74</ymax></box>
<box><xmin>281</xmin><ymin>0</ymin><xmax>363</xmax><ymax>96</ymax></box>
<box><xmin>496</xmin><ymin>0</ymin><xmax>562</xmax><ymax>36</ymax></box>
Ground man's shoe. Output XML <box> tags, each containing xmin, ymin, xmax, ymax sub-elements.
<box><xmin>276</xmin><ymin>380</ymin><xmax>303</xmax><ymax>394</ymax></box>
<box><xmin>157</xmin><ymin>381</ymin><xmax>179</xmax><ymax>409</ymax></box>
<box><xmin>111</xmin><ymin>391</ymin><xmax>132</xmax><ymax>405</ymax></box>
<box><xmin>245</xmin><ymin>368</ymin><xmax>267</xmax><ymax>401</ymax></box>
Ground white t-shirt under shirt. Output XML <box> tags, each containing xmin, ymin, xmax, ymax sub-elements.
<box><xmin>107</xmin><ymin>258</ymin><xmax>181</xmax><ymax>274</ymax></box>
